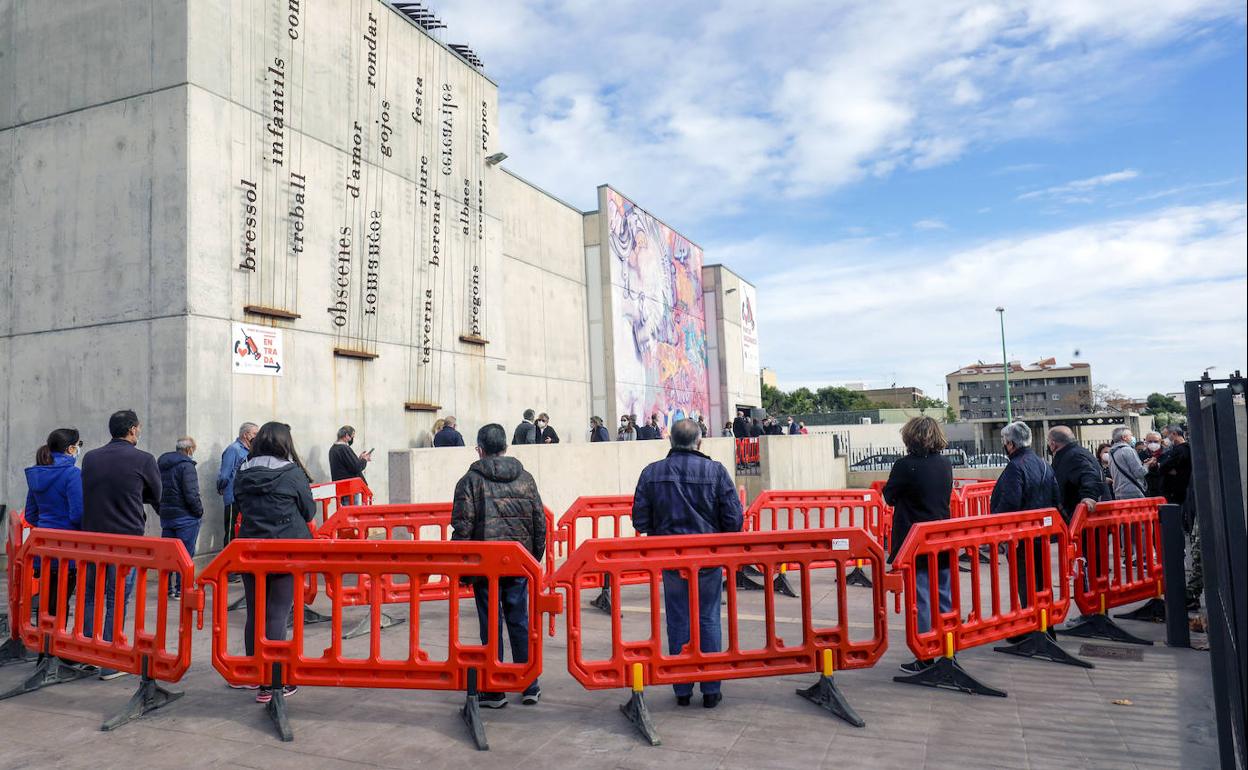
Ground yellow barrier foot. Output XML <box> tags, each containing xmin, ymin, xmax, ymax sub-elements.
<box><xmin>101</xmin><ymin>664</ymin><xmax>185</xmax><ymax>731</ymax></box>
<box><xmin>0</xmin><ymin>637</ymin><xmax>30</xmax><ymax>667</ymax></box>
<box><xmin>892</xmin><ymin>656</ymin><xmax>1007</xmax><ymax>697</ymax></box>
<box><xmin>994</xmin><ymin>631</ymin><xmax>1094</xmax><ymax>669</ymax></box>
<box><xmin>1060</xmin><ymin>613</ymin><xmax>1153</xmax><ymax>646</ymax></box>
<box><xmin>1115</xmin><ymin>598</ymin><xmax>1166</xmax><ymax>623</ymax></box>
<box><xmin>461</xmin><ymin>669</ymin><xmax>489</xmax><ymax>751</ymax></box>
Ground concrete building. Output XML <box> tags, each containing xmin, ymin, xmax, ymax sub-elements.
<box><xmin>0</xmin><ymin>0</ymin><xmax>759</xmax><ymax>547</ymax></box>
<box><xmin>948</xmin><ymin>358</ymin><xmax>1092</xmax><ymax>421</ymax></box>
<box><xmin>857</xmin><ymin>386</ymin><xmax>927</xmax><ymax>408</ymax></box>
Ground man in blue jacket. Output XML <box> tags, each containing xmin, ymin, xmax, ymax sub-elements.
<box><xmin>632</xmin><ymin>419</ymin><xmax>743</xmax><ymax>708</ymax></box>
<box><xmin>990</xmin><ymin>421</ymin><xmax>1060</xmax><ymax>611</ymax></box>
<box><xmin>158</xmin><ymin>437</ymin><xmax>204</xmax><ymax>599</ymax></box>
<box><xmin>217</xmin><ymin>422</ymin><xmax>258</xmax><ymax>550</ymax></box>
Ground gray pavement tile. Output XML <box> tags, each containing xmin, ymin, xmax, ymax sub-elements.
<box><xmin>720</xmin><ymin>736</ymin><xmax>829</xmax><ymax>770</ymax></box>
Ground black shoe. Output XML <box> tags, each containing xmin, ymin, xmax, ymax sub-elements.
<box><xmin>676</xmin><ymin>695</ymin><xmax>691</xmax><ymax>707</ymax></box>
<box><xmin>478</xmin><ymin>692</ymin><xmax>507</xmax><ymax>709</ymax></box>
<box><xmin>521</xmin><ymin>686</ymin><xmax>541</xmax><ymax>705</ymax></box>
<box><xmin>898</xmin><ymin>658</ymin><xmax>934</xmax><ymax>674</ymax></box>
<box><xmin>702</xmin><ymin>693</ymin><xmax>722</xmax><ymax>709</ymax></box>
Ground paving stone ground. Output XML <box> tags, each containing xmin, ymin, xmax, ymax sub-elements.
<box><xmin>0</xmin><ymin>556</ymin><xmax>1219</xmax><ymax>770</ymax></box>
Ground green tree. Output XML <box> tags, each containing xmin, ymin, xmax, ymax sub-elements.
<box><xmin>787</xmin><ymin>386</ymin><xmax>817</xmax><ymax>414</ymax></box>
<box><xmin>761</xmin><ymin>382</ymin><xmax>786</xmax><ymax>414</ymax></box>
<box><xmin>1145</xmin><ymin>392</ymin><xmax>1185</xmax><ymax>414</ymax></box>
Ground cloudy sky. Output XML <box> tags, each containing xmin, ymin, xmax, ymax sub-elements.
<box><xmin>438</xmin><ymin>0</ymin><xmax>1247</xmax><ymax>399</ymax></box>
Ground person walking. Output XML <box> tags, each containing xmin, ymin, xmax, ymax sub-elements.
<box><xmin>157</xmin><ymin>437</ymin><xmax>203</xmax><ymax>599</ymax></box>
<box><xmin>233</xmin><ymin>422</ymin><xmax>316</xmax><ymax>704</ymax></box>
<box><xmin>217</xmin><ymin>422</ymin><xmax>258</xmax><ymax>549</ymax></box>
<box><xmin>1106</xmin><ymin>427</ymin><xmax>1148</xmax><ymax>500</ymax></box>
<box><xmin>632</xmin><ymin>419</ymin><xmax>743</xmax><ymax>708</ymax></box>
<box><xmin>451</xmin><ymin>424</ymin><xmax>547</xmax><ymax>708</ymax></box>
<box><xmin>589</xmin><ymin>417</ymin><xmax>610</xmax><ymax>443</ymax></box>
<box><xmin>512</xmin><ymin>409</ymin><xmax>538</xmax><ymax>446</ymax></box>
<box><xmin>433</xmin><ymin>416</ymin><xmax>465</xmax><ymax>447</ymax></box>
<box><xmin>882</xmin><ymin>416</ymin><xmax>953</xmax><ymax>673</ymax></box>
<box><xmin>535</xmin><ymin>413</ymin><xmax>560</xmax><ymax>444</ymax></box>
<box><xmin>80</xmin><ymin>409</ymin><xmax>162</xmax><ymax>680</ymax></box>
<box><xmin>24</xmin><ymin>428</ymin><xmax>85</xmax><ymax>629</ymax></box>
<box><xmin>990</xmin><ymin>421</ymin><xmax>1060</xmax><ymax>612</ymax></box>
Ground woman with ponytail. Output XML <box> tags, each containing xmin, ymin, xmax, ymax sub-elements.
<box><xmin>24</xmin><ymin>428</ymin><xmax>85</xmax><ymax>624</ymax></box>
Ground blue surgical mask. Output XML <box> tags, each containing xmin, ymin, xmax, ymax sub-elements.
<box><xmin>1128</xmin><ymin>437</ymin><xmax>1138</xmax><ymax>447</ymax></box>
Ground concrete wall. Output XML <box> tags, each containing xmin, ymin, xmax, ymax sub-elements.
<box><xmin>737</xmin><ymin>434</ymin><xmax>849</xmax><ymax>502</ymax></box>
<box><xmin>847</xmin><ymin>466</ymin><xmax>1004</xmax><ymax>488</ymax></box>
<box><xmin>702</xmin><ymin>265</ymin><xmax>761</xmax><ymax>433</ymax></box>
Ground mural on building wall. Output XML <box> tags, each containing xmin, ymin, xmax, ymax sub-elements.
<box><xmin>606</xmin><ymin>188</ymin><xmax>710</xmax><ymax>428</ymax></box>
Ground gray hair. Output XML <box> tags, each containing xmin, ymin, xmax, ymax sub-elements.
<box><xmin>238</xmin><ymin>422</ymin><xmax>258</xmax><ymax>438</ymax></box>
<box><xmin>337</xmin><ymin>425</ymin><xmax>356</xmax><ymax>441</ymax></box>
<box><xmin>1165</xmin><ymin>425</ymin><xmax>1185</xmax><ymax>439</ymax></box>
<box><xmin>175</xmin><ymin>436</ymin><xmax>196</xmax><ymax>453</ymax></box>
<box><xmin>1047</xmin><ymin>425</ymin><xmax>1075</xmax><ymax>447</ymax></box>
<box><xmin>444</xmin><ymin>415</ymin><xmax>457</xmax><ymax>427</ymax></box>
<box><xmin>1111</xmin><ymin>426</ymin><xmax>1132</xmax><ymax>443</ymax></box>
<box><xmin>1000</xmin><ymin>421</ymin><xmax>1031</xmax><ymax>448</ymax></box>
<box><xmin>669</xmin><ymin>419</ymin><xmax>701</xmax><ymax>450</ymax></box>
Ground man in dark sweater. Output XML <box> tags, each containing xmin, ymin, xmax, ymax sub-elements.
<box><xmin>1045</xmin><ymin>426</ymin><xmax>1105</xmax><ymax>521</ymax></box>
<box><xmin>433</xmin><ymin>416</ymin><xmax>466</xmax><ymax>447</ymax></box>
<box><xmin>80</xmin><ymin>409</ymin><xmax>162</xmax><ymax>679</ymax></box>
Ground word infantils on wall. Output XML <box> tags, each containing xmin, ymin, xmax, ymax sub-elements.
<box><xmin>232</xmin><ymin>0</ymin><xmax>492</xmax><ymax>406</ymax></box>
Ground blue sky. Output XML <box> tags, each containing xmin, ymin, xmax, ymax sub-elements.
<box><xmin>439</xmin><ymin>0</ymin><xmax>1248</xmax><ymax>400</ymax></box>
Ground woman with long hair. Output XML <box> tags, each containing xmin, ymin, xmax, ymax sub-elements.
<box><xmin>1095</xmin><ymin>442</ymin><xmax>1114</xmax><ymax>498</ymax></box>
<box><xmin>232</xmin><ymin>422</ymin><xmax>315</xmax><ymax>704</ymax></box>
<box><xmin>24</xmin><ymin>428</ymin><xmax>85</xmax><ymax>625</ymax></box>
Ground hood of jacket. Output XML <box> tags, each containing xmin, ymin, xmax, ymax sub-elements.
<box><xmin>235</xmin><ymin>457</ymin><xmax>303</xmax><ymax>495</ymax></box>
<box><xmin>25</xmin><ymin>453</ymin><xmax>77</xmax><ymax>493</ymax></box>
<box><xmin>157</xmin><ymin>451</ymin><xmax>195</xmax><ymax>472</ymax></box>
<box><xmin>469</xmin><ymin>455</ymin><xmax>524</xmax><ymax>483</ymax></box>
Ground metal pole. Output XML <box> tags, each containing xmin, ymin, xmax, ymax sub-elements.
<box><xmin>1158</xmin><ymin>503</ymin><xmax>1190</xmax><ymax>648</ymax></box>
<box><xmin>996</xmin><ymin>307</ymin><xmax>1012</xmax><ymax>423</ymax></box>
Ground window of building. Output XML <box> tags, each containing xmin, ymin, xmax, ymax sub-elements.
<box><xmin>1051</xmin><ymin>393</ymin><xmax>1061</xmax><ymax>401</ymax></box>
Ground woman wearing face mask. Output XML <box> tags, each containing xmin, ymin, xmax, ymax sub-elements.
<box><xmin>24</xmin><ymin>428</ymin><xmax>85</xmax><ymax>625</ymax></box>
<box><xmin>535</xmin><ymin>413</ymin><xmax>560</xmax><ymax>444</ymax></box>
<box><xmin>618</xmin><ymin>416</ymin><xmax>636</xmax><ymax>441</ymax></box>
<box><xmin>1095</xmin><ymin>443</ymin><xmax>1114</xmax><ymax>499</ymax></box>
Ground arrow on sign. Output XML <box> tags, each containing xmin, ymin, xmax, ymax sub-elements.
<box><xmin>265</xmin><ymin>362</ymin><xmax>282</xmax><ymax>373</ymax></box>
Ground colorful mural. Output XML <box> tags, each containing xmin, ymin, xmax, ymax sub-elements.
<box><xmin>606</xmin><ymin>188</ymin><xmax>709</xmax><ymax>429</ymax></box>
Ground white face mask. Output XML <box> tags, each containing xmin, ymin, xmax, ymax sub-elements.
<box><xmin>1100</xmin><ymin>453</ymin><xmax>1110</xmax><ymax>464</ymax></box>
<box><xmin>1147</xmin><ymin>442</ymin><xmax>1161</xmax><ymax>451</ymax></box>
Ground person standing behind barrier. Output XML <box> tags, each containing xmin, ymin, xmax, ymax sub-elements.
<box><xmin>618</xmin><ymin>415</ymin><xmax>636</xmax><ymax>441</ymax></box>
<box><xmin>535</xmin><ymin>413</ymin><xmax>560</xmax><ymax>444</ymax></box>
<box><xmin>697</xmin><ymin>415</ymin><xmax>709</xmax><ymax>438</ymax></box>
<box><xmin>451</xmin><ymin>423</ymin><xmax>547</xmax><ymax>708</ymax></box>
<box><xmin>882</xmin><ymin>416</ymin><xmax>953</xmax><ymax>674</ymax></box>
<box><xmin>1095</xmin><ymin>443</ymin><xmax>1114</xmax><ymax>497</ymax></box>
<box><xmin>512</xmin><ymin>409</ymin><xmax>538</xmax><ymax>446</ymax></box>
<box><xmin>590</xmin><ymin>416</ymin><xmax>610</xmax><ymax>442</ymax></box>
<box><xmin>234</xmin><ymin>422</ymin><xmax>315</xmax><ymax>703</ymax></box>
<box><xmin>81</xmin><ymin>409</ymin><xmax>161</xmax><ymax>680</ymax></box>
<box><xmin>632</xmin><ymin>419</ymin><xmax>743</xmax><ymax>708</ymax></box>
<box><xmin>1046</xmin><ymin>426</ymin><xmax>1105</xmax><ymax>521</ymax></box>
<box><xmin>990</xmin><ymin>421</ymin><xmax>1060</xmax><ymax>615</ymax></box>
<box><xmin>1158</xmin><ymin>426</ymin><xmax>1199</xmax><ymax>608</ymax></box>
<box><xmin>329</xmin><ymin>425</ymin><xmax>371</xmax><ymax>484</ymax></box>
<box><xmin>433</xmin><ymin>416</ymin><xmax>465</xmax><ymax>447</ymax></box>
<box><xmin>1106</xmin><ymin>427</ymin><xmax>1148</xmax><ymax>500</ymax></box>
<box><xmin>217</xmin><ymin>422</ymin><xmax>257</xmax><ymax>552</ymax></box>
<box><xmin>157</xmin><ymin>437</ymin><xmax>203</xmax><ymax>599</ymax></box>
<box><xmin>24</xmin><ymin>428</ymin><xmax>85</xmax><ymax>630</ymax></box>
<box><xmin>732</xmin><ymin>409</ymin><xmax>749</xmax><ymax>439</ymax></box>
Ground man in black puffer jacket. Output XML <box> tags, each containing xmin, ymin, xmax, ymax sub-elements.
<box><xmin>451</xmin><ymin>423</ymin><xmax>546</xmax><ymax>708</ymax></box>
<box><xmin>990</xmin><ymin>421</ymin><xmax>1060</xmax><ymax>611</ymax></box>
<box><xmin>157</xmin><ymin>437</ymin><xmax>204</xmax><ymax>598</ymax></box>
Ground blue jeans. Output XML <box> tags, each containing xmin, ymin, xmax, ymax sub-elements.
<box><xmin>473</xmin><ymin>577</ymin><xmax>535</xmax><ymax>692</ymax></box>
<box><xmin>662</xmin><ymin>567</ymin><xmax>723</xmax><ymax>696</ymax></box>
<box><xmin>915</xmin><ymin>558</ymin><xmax>952</xmax><ymax>635</ymax></box>
<box><xmin>161</xmin><ymin>518</ymin><xmax>201</xmax><ymax>592</ymax></box>
<box><xmin>82</xmin><ymin>563</ymin><xmax>136</xmax><ymax>643</ymax></box>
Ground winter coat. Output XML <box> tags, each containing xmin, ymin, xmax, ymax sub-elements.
<box><xmin>1158</xmin><ymin>442</ymin><xmax>1192</xmax><ymax>506</ymax></box>
<box><xmin>216</xmin><ymin>438</ymin><xmax>249</xmax><ymax>506</ymax></box>
<box><xmin>433</xmin><ymin>426</ymin><xmax>465</xmax><ymax>447</ymax></box>
<box><xmin>632</xmin><ymin>449</ymin><xmax>743</xmax><ymax>536</ymax></box>
<box><xmin>881</xmin><ymin>452</ymin><xmax>952</xmax><ymax>563</ymax></box>
<box><xmin>451</xmin><ymin>456</ymin><xmax>546</xmax><ymax>560</ymax></box>
<box><xmin>617</xmin><ymin>426</ymin><xmax>636</xmax><ymax>441</ymax></box>
<box><xmin>536</xmin><ymin>425</ymin><xmax>560</xmax><ymax>444</ymax></box>
<box><xmin>787</xmin><ymin>422</ymin><xmax>800</xmax><ymax>435</ymax></box>
<box><xmin>1050</xmin><ymin>443</ymin><xmax>1108</xmax><ymax>521</ymax></box>
<box><xmin>990</xmin><ymin>446</ymin><xmax>1060</xmax><ymax>515</ymax></box>
<box><xmin>23</xmin><ymin>453</ymin><xmax>83</xmax><ymax>531</ymax></box>
<box><xmin>1107</xmin><ymin>442</ymin><xmax>1148</xmax><ymax>500</ymax></box>
<box><xmin>81</xmin><ymin>439</ymin><xmax>161</xmax><ymax>536</ymax></box>
<box><xmin>732</xmin><ymin>417</ymin><xmax>749</xmax><ymax>439</ymax></box>
<box><xmin>591</xmin><ymin>425</ymin><xmax>610</xmax><ymax>443</ymax></box>
<box><xmin>234</xmin><ymin>457</ymin><xmax>316</xmax><ymax>540</ymax></box>
<box><xmin>512</xmin><ymin>421</ymin><xmax>537</xmax><ymax>446</ymax></box>
<box><xmin>157</xmin><ymin>452</ymin><xmax>204</xmax><ymax>522</ymax></box>
<box><xmin>329</xmin><ymin>442</ymin><xmax>368</xmax><ymax>482</ymax></box>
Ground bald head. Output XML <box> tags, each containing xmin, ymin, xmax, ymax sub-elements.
<box><xmin>1048</xmin><ymin>426</ymin><xmax>1075</xmax><ymax>446</ymax></box>
<box><xmin>669</xmin><ymin>419</ymin><xmax>701</xmax><ymax>451</ymax></box>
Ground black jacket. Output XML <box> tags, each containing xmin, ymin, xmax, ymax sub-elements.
<box><xmin>234</xmin><ymin>458</ymin><xmax>316</xmax><ymax>540</ymax></box>
<box><xmin>81</xmin><ymin>439</ymin><xmax>161</xmax><ymax>536</ymax></box>
<box><xmin>329</xmin><ymin>442</ymin><xmax>367</xmax><ymax>482</ymax></box>
<box><xmin>512</xmin><ymin>421</ymin><xmax>536</xmax><ymax>446</ymax></box>
<box><xmin>433</xmin><ymin>427</ymin><xmax>465</xmax><ymax>447</ymax></box>
<box><xmin>157</xmin><ymin>452</ymin><xmax>204</xmax><ymax>521</ymax></box>
<box><xmin>1158</xmin><ymin>442</ymin><xmax>1192</xmax><ymax>505</ymax></box>
<box><xmin>731</xmin><ymin>417</ymin><xmax>749</xmax><ymax>439</ymax></box>
<box><xmin>991</xmin><ymin>446</ymin><xmax>1060</xmax><ymax>516</ymax></box>
<box><xmin>635</xmin><ymin>424</ymin><xmax>660</xmax><ymax>441</ymax></box>
<box><xmin>536</xmin><ymin>425</ymin><xmax>560</xmax><ymax>444</ymax></box>
<box><xmin>451</xmin><ymin>456</ymin><xmax>546</xmax><ymax>560</ymax></box>
<box><xmin>1050</xmin><ymin>443</ymin><xmax>1107</xmax><ymax>520</ymax></box>
<box><xmin>882</xmin><ymin>452</ymin><xmax>953</xmax><ymax>563</ymax></box>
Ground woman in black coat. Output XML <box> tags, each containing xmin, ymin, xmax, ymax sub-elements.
<box><xmin>882</xmin><ymin>416</ymin><xmax>953</xmax><ymax>672</ymax></box>
<box><xmin>535</xmin><ymin>412</ymin><xmax>560</xmax><ymax>444</ymax></box>
<box><xmin>233</xmin><ymin>421</ymin><xmax>315</xmax><ymax>704</ymax></box>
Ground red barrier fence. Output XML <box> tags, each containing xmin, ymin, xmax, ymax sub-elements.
<box><xmin>955</xmin><ymin>481</ymin><xmax>995</xmax><ymax>519</ymax></box>
<box><xmin>0</xmin><ymin>511</ymin><xmax>32</xmax><ymax>665</ymax></box>
<box><xmin>0</xmin><ymin>529</ymin><xmax>201</xmax><ymax>730</ymax></box>
<box><xmin>197</xmin><ymin>538</ymin><xmax>562</xmax><ymax>747</ymax></box>
<box><xmin>553</xmin><ymin>528</ymin><xmax>889</xmax><ymax>743</ymax></box>
<box><xmin>890</xmin><ymin>508</ymin><xmax>1088</xmax><ymax>697</ymax></box>
<box><xmin>310</xmin><ymin>477</ymin><xmax>373</xmax><ymax>527</ymax></box>
<box><xmin>1064</xmin><ymin>497</ymin><xmax>1167</xmax><ymax>645</ymax></box>
<box><xmin>735</xmin><ymin>437</ymin><xmax>760</xmax><ymax>467</ymax></box>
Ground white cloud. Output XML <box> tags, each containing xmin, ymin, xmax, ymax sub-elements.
<box><xmin>1019</xmin><ymin>169</ymin><xmax>1142</xmax><ymax>202</ymax></box>
<box><xmin>914</xmin><ymin>218</ymin><xmax>950</xmax><ymax>230</ymax></box>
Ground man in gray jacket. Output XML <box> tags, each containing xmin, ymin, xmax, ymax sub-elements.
<box><xmin>1107</xmin><ymin>426</ymin><xmax>1149</xmax><ymax>500</ymax></box>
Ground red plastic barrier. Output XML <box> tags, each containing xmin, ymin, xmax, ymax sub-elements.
<box><xmin>1069</xmin><ymin>497</ymin><xmax>1166</xmax><ymax>621</ymax></box>
<box><xmin>555</xmin><ymin>495</ymin><xmax>637</xmax><ymax>560</ymax></box>
<box><xmin>197</xmin><ymin>538</ymin><xmax>562</xmax><ymax>745</ymax></box>
<box><xmin>744</xmin><ymin>489</ymin><xmax>891</xmax><ymax>549</ymax></box>
<box><xmin>955</xmin><ymin>481</ymin><xmax>995</xmax><ymax>518</ymax></box>
<box><xmin>735</xmin><ymin>438</ymin><xmax>760</xmax><ymax>466</ymax></box>
<box><xmin>310</xmin><ymin>477</ymin><xmax>374</xmax><ymax>527</ymax></box>
<box><xmin>553</xmin><ymin>528</ymin><xmax>889</xmax><ymax>740</ymax></box>
<box><xmin>1</xmin><ymin>511</ymin><xmax>32</xmax><ymax>662</ymax></box>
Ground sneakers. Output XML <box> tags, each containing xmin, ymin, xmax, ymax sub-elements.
<box><xmin>478</xmin><ymin>692</ymin><xmax>508</xmax><ymax>709</ymax></box>
<box><xmin>98</xmin><ymin>668</ymin><xmax>129</xmax><ymax>681</ymax></box>
<box><xmin>255</xmin><ymin>686</ymin><xmax>298</xmax><ymax>703</ymax></box>
<box><xmin>898</xmin><ymin>658</ymin><xmax>934</xmax><ymax>674</ymax></box>
<box><xmin>521</xmin><ymin>686</ymin><xmax>541</xmax><ymax>705</ymax></box>
<box><xmin>228</xmin><ymin>683</ymin><xmax>260</xmax><ymax>690</ymax></box>
<box><xmin>167</xmin><ymin>589</ymin><xmax>181</xmax><ymax>600</ymax></box>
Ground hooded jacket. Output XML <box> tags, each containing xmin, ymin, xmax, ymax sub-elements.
<box><xmin>233</xmin><ymin>457</ymin><xmax>316</xmax><ymax>540</ymax></box>
<box><xmin>24</xmin><ymin>453</ymin><xmax>84</xmax><ymax>531</ymax></box>
<box><xmin>632</xmin><ymin>448</ymin><xmax>743</xmax><ymax>537</ymax></box>
<box><xmin>451</xmin><ymin>456</ymin><xmax>546</xmax><ymax>560</ymax></box>
<box><xmin>157</xmin><ymin>451</ymin><xmax>204</xmax><ymax>522</ymax></box>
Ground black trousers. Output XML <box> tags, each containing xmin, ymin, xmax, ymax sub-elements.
<box><xmin>1015</xmin><ymin>538</ymin><xmax>1046</xmax><ymax>609</ymax></box>
<box><xmin>242</xmin><ymin>574</ymin><xmax>295</xmax><ymax>656</ymax></box>
<box><xmin>224</xmin><ymin>503</ymin><xmax>241</xmax><ymax>545</ymax></box>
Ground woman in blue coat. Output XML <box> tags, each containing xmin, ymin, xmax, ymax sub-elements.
<box><xmin>24</xmin><ymin>428</ymin><xmax>84</xmax><ymax>622</ymax></box>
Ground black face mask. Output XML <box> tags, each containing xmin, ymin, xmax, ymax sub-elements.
<box><xmin>346</xmin><ymin>437</ymin><xmax>354</xmax><ymax>446</ymax></box>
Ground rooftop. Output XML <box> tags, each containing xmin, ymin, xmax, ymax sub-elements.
<box><xmin>949</xmin><ymin>358</ymin><xmax>1091</xmax><ymax>377</ymax></box>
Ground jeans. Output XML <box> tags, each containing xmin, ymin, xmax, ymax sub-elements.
<box><xmin>161</xmin><ymin>518</ymin><xmax>201</xmax><ymax>592</ymax></box>
<box><xmin>473</xmin><ymin>577</ymin><xmax>535</xmax><ymax>692</ymax></box>
<box><xmin>83</xmin><ymin>563</ymin><xmax>136</xmax><ymax>642</ymax></box>
<box><xmin>915</xmin><ymin>557</ymin><xmax>952</xmax><ymax>635</ymax></box>
<box><xmin>243</xmin><ymin>574</ymin><xmax>294</xmax><ymax>656</ymax></box>
<box><xmin>662</xmin><ymin>567</ymin><xmax>723</xmax><ymax>696</ymax></box>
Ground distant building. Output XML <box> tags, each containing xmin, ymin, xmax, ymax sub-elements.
<box><xmin>761</xmin><ymin>367</ymin><xmax>779</xmax><ymax>389</ymax></box>
<box><xmin>859</xmin><ymin>386</ymin><xmax>926</xmax><ymax>408</ymax></box>
<box><xmin>947</xmin><ymin>358</ymin><xmax>1092</xmax><ymax>421</ymax></box>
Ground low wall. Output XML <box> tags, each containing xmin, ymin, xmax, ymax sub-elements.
<box><xmin>736</xmin><ymin>434</ymin><xmax>849</xmax><ymax>501</ymax></box>
<box><xmin>847</xmin><ymin>465</ymin><xmax>1004</xmax><ymax>488</ymax></box>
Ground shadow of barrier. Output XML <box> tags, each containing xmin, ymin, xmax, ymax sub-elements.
<box><xmin>1</xmin><ymin>510</ymin><xmax>34</xmax><ymax>666</ymax></box>
<box><xmin>891</xmin><ymin>508</ymin><xmax>1090</xmax><ymax>698</ymax></box>
<box><xmin>197</xmin><ymin>538</ymin><xmax>562</xmax><ymax>748</ymax></box>
<box><xmin>553</xmin><ymin>528</ymin><xmax>889</xmax><ymax>746</ymax></box>
<box><xmin>0</xmin><ymin>529</ymin><xmax>201</xmax><ymax>730</ymax></box>
<box><xmin>1064</xmin><ymin>497</ymin><xmax>1167</xmax><ymax>646</ymax></box>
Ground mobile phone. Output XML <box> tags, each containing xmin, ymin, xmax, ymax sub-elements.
<box><xmin>368</xmin><ymin>447</ymin><xmax>375</xmax><ymax>455</ymax></box>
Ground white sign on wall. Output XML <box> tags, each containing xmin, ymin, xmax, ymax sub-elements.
<box><xmin>740</xmin><ymin>283</ymin><xmax>760</xmax><ymax>377</ymax></box>
<box><xmin>232</xmin><ymin>323</ymin><xmax>284</xmax><ymax>376</ymax></box>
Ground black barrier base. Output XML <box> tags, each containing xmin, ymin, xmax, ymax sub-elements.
<box><xmin>1061</xmin><ymin>613</ymin><xmax>1153</xmax><ymax>646</ymax></box>
<box><xmin>893</xmin><ymin>657</ymin><xmax>1007</xmax><ymax>697</ymax></box>
<box><xmin>845</xmin><ymin>566</ymin><xmax>873</xmax><ymax>588</ymax></box>
<box><xmin>342</xmin><ymin>609</ymin><xmax>405</xmax><ymax>640</ymax></box>
<box><xmin>0</xmin><ymin>637</ymin><xmax>30</xmax><ymax>667</ymax></box>
<box><xmin>227</xmin><ymin>593</ymin><xmax>246</xmax><ymax>612</ymax></box>
<box><xmin>302</xmin><ymin>606</ymin><xmax>332</xmax><ymax>626</ymax></box>
<box><xmin>590</xmin><ymin>587</ymin><xmax>612</xmax><ymax>614</ymax></box>
<box><xmin>994</xmin><ymin>631</ymin><xmax>1094</xmax><ymax>669</ymax></box>
<box><xmin>620</xmin><ymin>690</ymin><xmax>661</xmax><ymax>746</ymax></box>
<box><xmin>461</xmin><ymin>669</ymin><xmax>489</xmax><ymax>751</ymax></box>
<box><xmin>0</xmin><ymin>654</ymin><xmax>94</xmax><ymax>701</ymax></box>
<box><xmin>773</xmin><ymin>572</ymin><xmax>798</xmax><ymax>597</ymax></box>
<box><xmin>958</xmin><ymin>552</ymin><xmax>973</xmax><ymax>573</ymax></box>
<box><xmin>732</xmin><ymin>569</ymin><xmax>766</xmax><ymax>591</ymax></box>
<box><xmin>101</xmin><ymin>675</ymin><xmax>184</xmax><ymax>731</ymax></box>
<box><xmin>267</xmin><ymin>666</ymin><xmax>294</xmax><ymax>742</ymax></box>
<box><xmin>796</xmin><ymin>674</ymin><xmax>865</xmax><ymax>727</ymax></box>
<box><xmin>1115</xmin><ymin>598</ymin><xmax>1166</xmax><ymax>623</ymax></box>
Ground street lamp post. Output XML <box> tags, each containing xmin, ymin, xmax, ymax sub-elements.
<box><xmin>996</xmin><ymin>306</ymin><xmax>1013</xmax><ymax>423</ymax></box>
